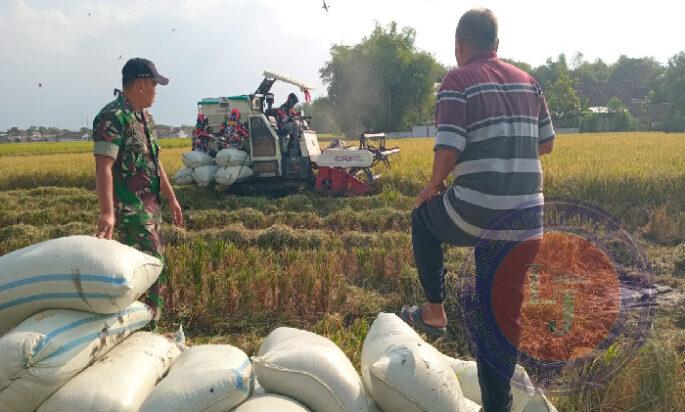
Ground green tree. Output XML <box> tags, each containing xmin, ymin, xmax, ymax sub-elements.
<box><xmin>660</xmin><ymin>58</ymin><xmax>685</xmax><ymax>131</ymax></box>
<box><xmin>609</xmin><ymin>55</ymin><xmax>664</xmax><ymax>88</ymax></box>
<box><xmin>607</xmin><ymin>97</ymin><xmax>637</xmax><ymax>132</ymax></box>
<box><xmin>545</xmin><ymin>71</ymin><xmax>582</xmax><ymax>128</ymax></box>
<box><xmin>580</xmin><ymin>97</ymin><xmax>637</xmax><ymax>132</ymax></box>
<box><xmin>638</xmin><ymin>91</ymin><xmax>656</xmax><ymax>130</ymax></box>
<box><xmin>572</xmin><ymin>58</ymin><xmax>611</xmax><ymax>83</ymax></box>
<box><xmin>532</xmin><ymin>54</ymin><xmax>570</xmax><ymax>89</ymax></box>
<box><xmin>320</xmin><ymin>22</ymin><xmax>446</xmax><ymax>136</ymax></box>
<box><xmin>607</xmin><ymin>97</ymin><xmax>626</xmax><ymax>113</ymax></box>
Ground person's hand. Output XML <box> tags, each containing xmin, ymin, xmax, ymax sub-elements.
<box><xmin>96</xmin><ymin>212</ymin><xmax>116</xmax><ymax>239</ymax></box>
<box><xmin>169</xmin><ymin>199</ymin><xmax>184</xmax><ymax>227</ymax></box>
<box><xmin>414</xmin><ymin>181</ymin><xmax>448</xmax><ymax>209</ymax></box>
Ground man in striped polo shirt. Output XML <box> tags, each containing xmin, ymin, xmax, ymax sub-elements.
<box><xmin>401</xmin><ymin>9</ymin><xmax>554</xmax><ymax>411</ymax></box>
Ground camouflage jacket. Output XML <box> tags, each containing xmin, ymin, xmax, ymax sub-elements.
<box><xmin>93</xmin><ymin>95</ymin><xmax>162</xmax><ymax>226</ymax></box>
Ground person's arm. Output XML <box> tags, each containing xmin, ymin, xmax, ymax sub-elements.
<box><xmin>158</xmin><ymin>162</ymin><xmax>183</xmax><ymax>227</ymax></box>
<box><xmin>95</xmin><ymin>155</ymin><xmax>116</xmax><ymax>239</ymax></box>
<box><xmin>537</xmin><ymin>84</ymin><xmax>555</xmax><ymax>157</ymax></box>
<box><xmin>415</xmin><ymin>148</ymin><xmax>459</xmax><ymax>208</ymax></box>
<box><xmin>539</xmin><ymin>140</ymin><xmax>554</xmax><ymax>156</ymax></box>
<box><xmin>93</xmin><ymin>112</ymin><xmax>123</xmax><ymax>239</ymax></box>
<box><xmin>415</xmin><ymin>71</ymin><xmax>467</xmax><ymax>208</ymax></box>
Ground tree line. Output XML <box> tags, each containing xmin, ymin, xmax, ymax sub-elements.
<box><xmin>506</xmin><ymin>52</ymin><xmax>685</xmax><ymax>132</ymax></box>
<box><xmin>309</xmin><ymin>22</ymin><xmax>685</xmax><ymax>135</ymax></box>
<box><xmin>2</xmin><ymin>125</ymin><xmax>194</xmax><ymax>140</ymax></box>
<box><xmin>4</xmin><ymin>126</ymin><xmax>91</xmax><ymax>137</ymax></box>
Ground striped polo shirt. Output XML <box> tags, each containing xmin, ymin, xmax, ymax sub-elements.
<box><xmin>435</xmin><ymin>51</ymin><xmax>555</xmax><ymax>242</ymax></box>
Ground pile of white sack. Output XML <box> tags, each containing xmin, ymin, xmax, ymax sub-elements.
<box><xmin>174</xmin><ymin>149</ymin><xmax>254</xmax><ymax>188</ymax></box>
<box><xmin>0</xmin><ymin>236</ymin><xmax>255</xmax><ymax>412</ymax></box>
<box><xmin>246</xmin><ymin>313</ymin><xmax>559</xmax><ymax>412</ymax></box>
<box><xmin>0</xmin><ymin>236</ymin><xmax>559</xmax><ymax>411</ymax></box>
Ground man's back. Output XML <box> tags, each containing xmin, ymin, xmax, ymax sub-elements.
<box><xmin>405</xmin><ymin>10</ymin><xmax>556</xmax><ymax>412</ymax></box>
<box><xmin>435</xmin><ymin>51</ymin><xmax>554</xmax><ymax>240</ymax></box>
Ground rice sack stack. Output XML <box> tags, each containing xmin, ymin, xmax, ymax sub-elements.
<box><xmin>173</xmin><ymin>166</ymin><xmax>194</xmax><ymax>185</ymax></box>
<box><xmin>252</xmin><ymin>327</ymin><xmax>370</xmax><ymax>412</ymax></box>
<box><xmin>0</xmin><ymin>302</ymin><xmax>152</xmax><ymax>412</ymax></box>
<box><xmin>139</xmin><ymin>345</ymin><xmax>253</xmax><ymax>412</ymax></box>
<box><xmin>215</xmin><ymin>148</ymin><xmax>251</xmax><ymax>167</ymax></box>
<box><xmin>215</xmin><ymin>165</ymin><xmax>254</xmax><ymax>186</ymax></box>
<box><xmin>0</xmin><ymin>236</ymin><xmax>162</xmax><ymax>335</ymax></box>
<box><xmin>361</xmin><ymin>313</ymin><xmax>467</xmax><ymax>412</ymax></box>
<box><xmin>192</xmin><ymin>165</ymin><xmax>220</xmax><ymax>187</ymax></box>
<box><xmin>39</xmin><ymin>332</ymin><xmax>182</xmax><ymax>412</ymax></box>
<box><xmin>182</xmin><ymin>151</ymin><xmax>214</xmax><ymax>169</ymax></box>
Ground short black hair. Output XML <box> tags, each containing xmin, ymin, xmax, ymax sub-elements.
<box><xmin>456</xmin><ymin>8</ymin><xmax>498</xmax><ymax>51</ymax></box>
<box><xmin>122</xmin><ymin>77</ymin><xmax>137</xmax><ymax>89</ymax></box>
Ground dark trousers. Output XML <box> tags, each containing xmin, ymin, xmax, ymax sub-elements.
<box><xmin>412</xmin><ymin>193</ymin><xmax>539</xmax><ymax>412</ymax></box>
<box><xmin>116</xmin><ymin>221</ymin><xmax>168</xmax><ymax>323</ymax></box>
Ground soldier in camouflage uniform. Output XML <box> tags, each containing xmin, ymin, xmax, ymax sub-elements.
<box><xmin>93</xmin><ymin>58</ymin><xmax>183</xmax><ymax>323</ymax></box>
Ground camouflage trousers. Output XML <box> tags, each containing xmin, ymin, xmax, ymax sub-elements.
<box><xmin>116</xmin><ymin>221</ymin><xmax>168</xmax><ymax>322</ymax></box>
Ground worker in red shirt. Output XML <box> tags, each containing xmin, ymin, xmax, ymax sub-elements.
<box><xmin>192</xmin><ymin>113</ymin><xmax>211</xmax><ymax>153</ymax></box>
<box><xmin>219</xmin><ymin>108</ymin><xmax>249</xmax><ymax>150</ymax></box>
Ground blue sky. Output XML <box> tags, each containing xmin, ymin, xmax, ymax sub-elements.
<box><xmin>1</xmin><ymin>0</ymin><xmax>683</xmax><ymax>130</ymax></box>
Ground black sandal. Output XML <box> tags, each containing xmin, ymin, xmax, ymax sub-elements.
<box><xmin>399</xmin><ymin>305</ymin><xmax>447</xmax><ymax>337</ymax></box>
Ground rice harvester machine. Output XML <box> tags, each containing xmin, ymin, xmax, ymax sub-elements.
<box><xmin>195</xmin><ymin>70</ymin><xmax>400</xmax><ymax>196</ymax></box>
